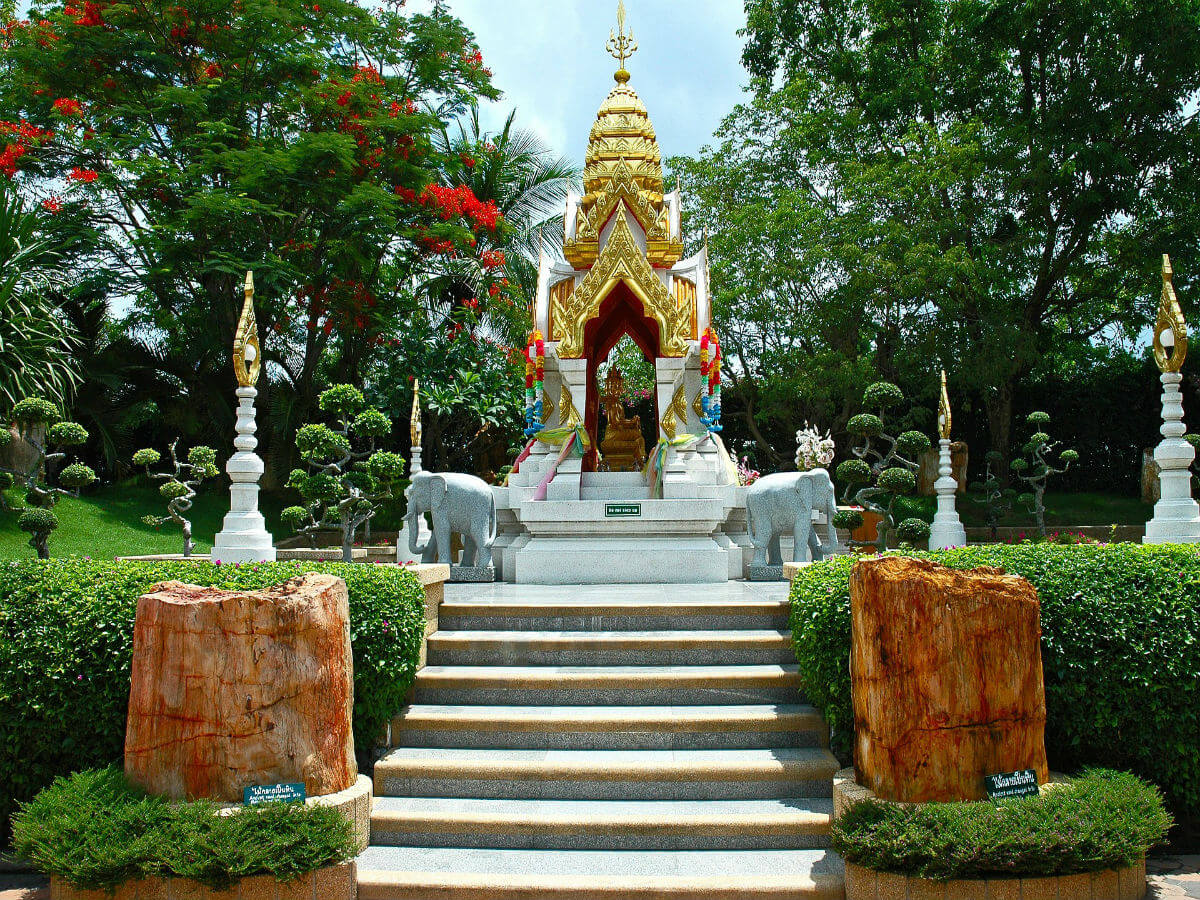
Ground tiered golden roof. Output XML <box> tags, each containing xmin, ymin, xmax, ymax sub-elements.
<box><xmin>563</xmin><ymin>2</ymin><xmax>683</xmax><ymax>270</ymax></box>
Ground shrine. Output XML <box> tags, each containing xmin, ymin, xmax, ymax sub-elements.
<box><xmin>491</xmin><ymin>5</ymin><xmax>825</xmax><ymax>583</ymax></box>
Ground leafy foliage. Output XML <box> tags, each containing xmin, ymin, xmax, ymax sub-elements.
<box><xmin>12</xmin><ymin>768</ymin><xmax>355</xmax><ymax>891</ymax></box>
<box><xmin>833</xmin><ymin>770</ymin><xmax>1171</xmax><ymax>879</ymax></box>
<box><xmin>836</xmin><ymin>383</ymin><xmax>931</xmax><ymax>550</ymax></box>
<box><xmin>286</xmin><ymin>385</ymin><xmax>404</xmax><ymax>560</ymax></box>
<box><xmin>788</xmin><ymin>545</ymin><xmax>1200</xmax><ymax>819</ymax></box>
<box><xmin>1013</xmin><ymin>412</ymin><xmax>1078</xmax><ymax>538</ymax></box>
<box><xmin>0</xmin><ymin>559</ymin><xmax>427</xmax><ymax>844</ymax></box>
<box><xmin>133</xmin><ymin>441</ymin><xmax>220</xmax><ymax>557</ymax></box>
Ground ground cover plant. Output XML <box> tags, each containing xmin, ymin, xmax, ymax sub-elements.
<box><xmin>11</xmin><ymin>768</ymin><xmax>355</xmax><ymax>891</ymax></box>
<box><xmin>788</xmin><ymin>544</ymin><xmax>1200</xmax><ymax>822</ymax></box>
<box><xmin>0</xmin><ymin>559</ymin><xmax>426</xmax><ymax>844</ymax></box>
<box><xmin>832</xmin><ymin>770</ymin><xmax>1171</xmax><ymax>880</ymax></box>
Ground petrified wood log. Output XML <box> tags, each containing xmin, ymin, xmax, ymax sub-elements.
<box><xmin>850</xmin><ymin>556</ymin><xmax>1048</xmax><ymax>802</ymax></box>
<box><xmin>124</xmin><ymin>574</ymin><xmax>356</xmax><ymax>802</ymax></box>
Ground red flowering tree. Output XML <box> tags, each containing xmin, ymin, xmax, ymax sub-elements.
<box><xmin>0</xmin><ymin>0</ymin><xmax>507</xmax><ymax>457</ymax></box>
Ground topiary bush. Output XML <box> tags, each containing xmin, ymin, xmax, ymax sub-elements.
<box><xmin>1012</xmin><ymin>411</ymin><xmax>1078</xmax><ymax>539</ymax></box>
<box><xmin>0</xmin><ymin>559</ymin><xmax>427</xmax><ymax>844</ymax></box>
<box><xmin>12</xmin><ymin>768</ymin><xmax>355</xmax><ymax>892</ymax></box>
<box><xmin>833</xmin><ymin>769</ymin><xmax>1171</xmax><ymax>880</ymax></box>
<box><xmin>833</xmin><ymin>382</ymin><xmax>931</xmax><ymax>551</ymax></box>
<box><xmin>789</xmin><ymin>544</ymin><xmax>1200</xmax><ymax>821</ymax></box>
<box><xmin>132</xmin><ymin>441</ymin><xmax>221</xmax><ymax>557</ymax></box>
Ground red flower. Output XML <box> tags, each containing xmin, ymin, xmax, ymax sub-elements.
<box><xmin>336</xmin><ymin>90</ymin><xmax>351</xmax><ymax>106</ymax></box>
<box><xmin>481</xmin><ymin>249</ymin><xmax>505</xmax><ymax>270</ymax></box>
<box><xmin>52</xmin><ymin>97</ymin><xmax>82</xmax><ymax>116</ymax></box>
<box><xmin>40</xmin><ymin>196</ymin><xmax>62</xmax><ymax>213</ymax></box>
<box><xmin>461</xmin><ymin>152</ymin><xmax>475</xmax><ymax>168</ymax></box>
<box><xmin>68</xmin><ymin>166</ymin><xmax>97</xmax><ymax>182</ymax></box>
<box><xmin>202</xmin><ymin>62</ymin><xmax>222</xmax><ymax>78</ymax></box>
<box><xmin>463</xmin><ymin>297</ymin><xmax>479</xmax><ymax>310</ymax></box>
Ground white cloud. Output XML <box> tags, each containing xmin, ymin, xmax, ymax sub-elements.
<box><xmin>434</xmin><ymin>0</ymin><xmax>748</xmax><ymax>163</ymax></box>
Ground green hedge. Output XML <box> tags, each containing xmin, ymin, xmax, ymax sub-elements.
<box><xmin>789</xmin><ymin>545</ymin><xmax>1200</xmax><ymax>819</ymax></box>
<box><xmin>0</xmin><ymin>559</ymin><xmax>427</xmax><ymax>843</ymax></box>
<box><xmin>832</xmin><ymin>769</ymin><xmax>1171</xmax><ymax>880</ymax></box>
<box><xmin>12</xmin><ymin>768</ymin><xmax>356</xmax><ymax>891</ymax></box>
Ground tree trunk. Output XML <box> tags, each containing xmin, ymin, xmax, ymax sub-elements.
<box><xmin>850</xmin><ymin>557</ymin><xmax>1049</xmax><ymax>802</ymax></box>
<box><xmin>984</xmin><ymin>379</ymin><xmax>1015</xmax><ymax>481</ymax></box>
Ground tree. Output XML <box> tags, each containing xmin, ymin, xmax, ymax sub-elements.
<box><xmin>968</xmin><ymin>450</ymin><xmax>1016</xmax><ymax>541</ymax></box>
<box><xmin>281</xmin><ymin>384</ymin><xmax>405</xmax><ymax>562</ymax></box>
<box><xmin>1011</xmin><ymin>411</ymin><xmax>1078</xmax><ymax>538</ymax></box>
<box><xmin>0</xmin><ymin>0</ymin><xmax>504</xmax><ymax>460</ymax></box>
<box><xmin>683</xmin><ymin>0</ymin><xmax>1200</xmax><ymax>463</ymax></box>
<box><xmin>132</xmin><ymin>442</ymin><xmax>219</xmax><ymax>557</ymax></box>
<box><xmin>833</xmin><ymin>382</ymin><xmax>932</xmax><ymax>551</ymax></box>
<box><xmin>2</xmin><ymin>396</ymin><xmax>96</xmax><ymax>557</ymax></box>
<box><xmin>0</xmin><ymin>185</ymin><xmax>79</xmax><ymax>408</ymax></box>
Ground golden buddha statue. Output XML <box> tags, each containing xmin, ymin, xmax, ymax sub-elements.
<box><xmin>599</xmin><ymin>367</ymin><xmax>646</xmax><ymax>472</ymax></box>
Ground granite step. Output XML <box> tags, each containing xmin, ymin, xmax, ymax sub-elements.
<box><xmin>426</xmin><ymin>629</ymin><xmax>796</xmax><ymax>666</ymax></box>
<box><xmin>438</xmin><ymin>598</ymin><xmax>790</xmax><ymax>632</ymax></box>
<box><xmin>372</xmin><ymin>746</ymin><xmax>840</xmax><ymax>801</ymax></box>
<box><xmin>356</xmin><ymin>846</ymin><xmax>845</xmax><ymax>899</ymax></box>
<box><xmin>369</xmin><ymin>796</ymin><xmax>834</xmax><ymax>850</ymax></box>
<box><xmin>390</xmin><ymin>704</ymin><xmax>827</xmax><ymax>750</ymax></box>
<box><xmin>409</xmin><ymin>664</ymin><xmax>806</xmax><ymax>705</ymax></box>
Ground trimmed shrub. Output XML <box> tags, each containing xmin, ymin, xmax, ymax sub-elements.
<box><xmin>11</xmin><ymin>768</ymin><xmax>355</xmax><ymax>891</ymax></box>
<box><xmin>789</xmin><ymin>544</ymin><xmax>1200</xmax><ymax>820</ymax></box>
<box><xmin>832</xmin><ymin>769</ymin><xmax>1171</xmax><ymax>880</ymax></box>
<box><xmin>0</xmin><ymin>559</ymin><xmax>426</xmax><ymax>843</ymax></box>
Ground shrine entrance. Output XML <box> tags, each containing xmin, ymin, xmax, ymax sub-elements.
<box><xmin>582</xmin><ymin>282</ymin><xmax>662</xmax><ymax>472</ymax></box>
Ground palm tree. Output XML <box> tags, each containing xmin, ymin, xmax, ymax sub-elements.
<box><xmin>0</xmin><ymin>187</ymin><xmax>79</xmax><ymax>408</ymax></box>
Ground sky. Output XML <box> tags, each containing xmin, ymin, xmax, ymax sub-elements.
<box><xmin>423</xmin><ymin>0</ymin><xmax>750</xmax><ymax>166</ymax></box>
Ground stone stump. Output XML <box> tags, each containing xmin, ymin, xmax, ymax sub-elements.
<box><xmin>124</xmin><ymin>574</ymin><xmax>356</xmax><ymax>802</ymax></box>
<box><xmin>850</xmin><ymin>557</ymin><xmax>1048</xmax><ymax>802</ymax></box>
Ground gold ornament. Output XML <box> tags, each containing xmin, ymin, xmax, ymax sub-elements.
<box><xmin>607</xmin><ymin>0</ymin><xmax>638</xmax><ymax>78</ymax></box>
<box><xmin>410</xmin><ymin>379</ymin><xmax>422</xmax><ymax>450</ymax></box>
<box><xmin>660</xmin><ymin>378</ymin><xmax>688</xmax><ymax>440</ymax></box>
<box><xmin>233</xmin><ymin>271</ymin><xmax>261</xmax><ymax>388</ymax></box>
<box><xmin>1154</xmin><ymin>254</ymin><xmax>1188</xmax><ymax>374</ymax></box>
<box><xmin>938</xmin><ymin>370</ymin><xmax>952</xmax><ymax>440</ymax></box>
<box><xmin>556</xmin><ymin>211</ymin><xmax>690</xmax><ymax>358</ymax></box>
<box><xmin>559</xmin><ymin>381</ymin><xmax>583</xmax><ymax>430</ymax></box>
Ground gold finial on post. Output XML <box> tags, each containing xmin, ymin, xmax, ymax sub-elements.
<box><xmin>410</xmin><ymin>379</ymin><xmax>422</xmax><ymax>450</ymax></box>
<box><xmin>233</xmin><ymin>271</ymin><xmax>261</xmax><ymax>388</ymax></box>
<box><xmin>938</xmin><ymin>370</ymin><xmax>952</xmax><ymax>440</ymax></box>
<box><xmin>607</xmin><ymin>0</ymin><xmax>638</xmax><ymax>82</ymax></box>
<box><xmin>1154</xmin><ymin>254</ymin><xmax>1188</xmax><ymax>374</ymax></box>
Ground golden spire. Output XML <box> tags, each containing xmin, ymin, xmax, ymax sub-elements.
<box><xmin>938</xmin><ymin>370</ymin><xmax>952</xmax><ymax>440</ymax></box>
<box><xmin>410</xmin><ymin>379</ymin><xmax>422</xmax><ymax>449</ymax></box>
<box><xmin>1154</xmin><ymin>254</ymin><xmax>1188</xmax><ymax>373</ymax></box>
<box><xmin>233</xmin><ymin>271</ymin><xmax>261</xmax><ymax>388</ymax></box>
<box><xmin>607</xmin><ymin>0</ymin><xmax>637</xmax><ymax>82</ymax></box>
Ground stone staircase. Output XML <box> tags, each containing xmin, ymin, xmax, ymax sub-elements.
<box><xmin>356</xmin><ymin>584</ymin><xmax>845</xmax><ymax>899</ymax></box>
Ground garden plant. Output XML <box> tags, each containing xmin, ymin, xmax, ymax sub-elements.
<box><xmin>968</xmin><ymin>450</ymin><xmax>1017</xmax><ymax>541</ymax></box>
<box><xmin>1</xmin><ymin>397</ymin><xmax>96</xmax><ymax>558</ymax></box>
<box><xmin>132</xmin><ymin>442</ymin><xmax>220</xmax><ymax>558</ymax></box>
<box><xmin>1012</xmin><ymin>412</ymin><xmax>1078</xmax><ymax>539</ymax></box>
<box><xmin>282</xmin><ymin>385</ymin><xmax>406</xmax><ymax>562</ymax></box>
<box><xmin>832</xmin><ymin>382</ymin><xmax>932</xmax><ymax>551</ymax></box>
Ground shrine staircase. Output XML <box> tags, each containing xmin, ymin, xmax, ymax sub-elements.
<box><xmin>356</xmin><ymin>584</ymin><xmax>845</xmax><ymax>899</ymax></box>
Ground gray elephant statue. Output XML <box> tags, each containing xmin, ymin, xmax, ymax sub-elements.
<box><xmin>746</xmin><ymin>469</ymin><xmax>839</xmax><ymax>568</ymax></box>
<box><xmin>404</xmin><ymin>471</ymin><xmax>497</xmax><ymax>569</ymax></box>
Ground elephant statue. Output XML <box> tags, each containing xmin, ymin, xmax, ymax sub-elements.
<box><xmin>404</xmin><ymin>471</ymin><xmax>498</xmax><ymax>569</ymax></box>
<box><xmin>746</xmin><ymin>469</ymin><xmax>839</xmax><ymax>568</ymax></box>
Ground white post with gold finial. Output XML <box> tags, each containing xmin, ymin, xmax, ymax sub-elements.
<box><xmin>397</xmin><ymin>379</ymin><xmax>432</xmax><ymax>563</ymax></box>
<box><xmin>213</xmin><ymin>272</ymin><xmax>276</xmax><ymax>563</ymax></box>
<box><xmin>1145</xmin><ymin>255</ymin><xmax>1200</xmax><ymax>544</ymax></box>
<box><xmin>929</xmin><ymin>370</ymin><xmax>967</xmax><ymax>550</ymax></box>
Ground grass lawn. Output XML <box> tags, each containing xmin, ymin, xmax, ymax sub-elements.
<box><xmin>0</xmin><ymin>479</ymin><xmax>291</xmax><ymax>560</ymax></box>
<box><xmin>898</xmin><ymin>491</ymin><xmax>1152</xmax><ymax>529</ymax></box>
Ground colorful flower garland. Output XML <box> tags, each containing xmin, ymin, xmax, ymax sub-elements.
<box><xmin>700</xmin><ymin>327</ymin><xmax>723</xmax><ymax>433</ymax></box>
<box><xmin>524</xmin><ymin>330</ymin><xmax>545</xmax><ymax>439</ymax></box>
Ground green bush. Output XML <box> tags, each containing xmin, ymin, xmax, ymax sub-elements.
<box><xmin>11</xmin><ymin>768</ymin><xmax>355</xmax><ymax>891</ymax></box>
<box><xmin>832</xmin><ymin>769</ymin><xmax>1171</xmax><ymax>880</ymax></box>
<box><xmin>0</xmin><ymin>559</ymin><xmax>427</xmax><ymax>843</ymax></box>
<box><xmin>789</xmin><ymin>544</ymin><xmax>1200</xmax><ymax>819</ymax></box>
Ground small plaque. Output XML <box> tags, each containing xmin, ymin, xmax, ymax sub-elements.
<box><xmin>605</xmin><ymin>503</ymin><xmax>642</xmax><ymax>518</ymax></box>
<box><xmin>984</xmin><ymin>769</ymin><xmax>1040</xmax><ymax>800</ymax></box>
<box><xmin>243</xmin><ymin>783</ymin><xmax>306</xmax><ymax>806</ymax></box>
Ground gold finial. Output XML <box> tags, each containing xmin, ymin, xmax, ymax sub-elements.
<box><xmin>1154</xmin><ymin>254</ymin><xmax>1188</xmax><ymax>373</ymax></box>
<box><xmin>409</xmin><ymin>379</ymin><xmax>422</xmax><ymax>449</ymax></box>
<box><xmin>938</xmin><ymin>370</ymin><xmax>952</xmax><ymax>440</ymax></box>
<box><xmin>607</xmin><ymin>0</ymin><xmax>637</xmax><ymax>83</ymax></box>
<box><xmin>233</xmin><ymin>271</ymin><xmax>261</xmax><ymax>388</ymax></box>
